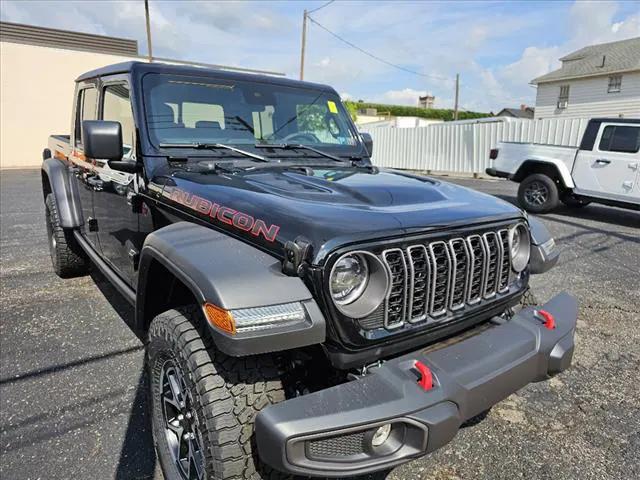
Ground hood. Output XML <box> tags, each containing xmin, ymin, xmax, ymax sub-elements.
<box><xmin>155</xmin><ymin>165</ymin><xmax>522</xmax><ymax>264</ymax></box>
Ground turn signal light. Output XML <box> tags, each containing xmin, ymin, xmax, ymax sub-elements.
<box><xmin>204</xmin><ymin>303</ymin><xmax>236</xmax><ymax>335</ymax></box>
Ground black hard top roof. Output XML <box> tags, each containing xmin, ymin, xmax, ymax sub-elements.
<box><xmin>75</xmin><ymin>61</ymin><xmax>333</xmax><ymax>92</ymax></box>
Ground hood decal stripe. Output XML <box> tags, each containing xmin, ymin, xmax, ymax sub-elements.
<box><xmin>164</xmin><ymin>187</ymin><xmax>281</xmax><ymax>243</ymax></box>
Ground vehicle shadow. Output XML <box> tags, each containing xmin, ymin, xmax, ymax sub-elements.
<box><xmin>90</xmin><ymin>268</ymin><xmax>144</xmax><ymax>340</ymax></box>
<box><xmin>493</xmin><ymin>193</ymin><xmax>640</xmax><ymax>232</ymax></box>
<box><xmin>114</xmin><ymin>369</ymin><xmax>158</xmax><ymax>480</ymax></box>
<box><xmin>89</xmin><ymin>269</ymin><xmax>158</xmax><ymax>479</ymax></box>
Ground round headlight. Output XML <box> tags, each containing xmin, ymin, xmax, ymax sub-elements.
<box><xmin>330</xmin><ymin>253</ymin><xmax>369</xmax><ymax>305</ymax></box>
<box><xmin>509</xmin><ymin>223</ymin><xmax>530</xmax><ymax>273</ymax></box>
<box><xmin>329</xmin><ymin>251</ymin><xmax>389</xmax><ymax>319</ymax></box>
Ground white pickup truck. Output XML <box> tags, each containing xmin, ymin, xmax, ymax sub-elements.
<box><xmin>486</xmin><ymin>118</ymin><xmax>640</xmax><ymax>213</ymax></box>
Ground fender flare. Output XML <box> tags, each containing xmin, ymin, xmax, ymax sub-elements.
<box><xmin>136</xmin><ymin>222</ymin><xmax>326</xmax><ymax>356</ymax></box>
<box><xmin>515</xmin><ymin>158</ymin><xmax>575</xmax><ymax>189</ymax></box>
<box><xmin>41</xmin><ymin>157</ymin><xmax>84</xmax><ymax>228</ymax></box>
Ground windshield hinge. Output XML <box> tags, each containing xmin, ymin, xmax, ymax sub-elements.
<box><xmin>282</xmin><ymin>237</ymin><xmax>312</xmax><ymax>277</ymax></box>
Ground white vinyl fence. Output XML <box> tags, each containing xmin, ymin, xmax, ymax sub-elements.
<box><xmin>363</xmin><ymin>117</ymin><xmax>590</xmax><ymax>174</ymax></box>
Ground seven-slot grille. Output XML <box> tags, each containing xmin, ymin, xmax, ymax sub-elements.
<box><xmin>379</xmin><ymin>227</ymin><xmax>512</xmax><ymax>330</ymax></box>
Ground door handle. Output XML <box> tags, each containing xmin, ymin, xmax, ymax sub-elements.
<box><xmin>595</xmin><ymin>159</ymin><xmax>611</xmax><ymax>165</ymax></box>
<box><xmin>629</xmin><ymin>163</ymin><xmax>639</xmax><ymax>171</ymax></box>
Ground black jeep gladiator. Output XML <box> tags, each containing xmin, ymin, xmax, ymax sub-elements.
<box><xmin>42</xmin><ymin>61</ymin><xmax>576</xmax><ymax>480</ymax></box>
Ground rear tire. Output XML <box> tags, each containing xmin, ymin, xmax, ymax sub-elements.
<box><xmin>517</xmin><ymin>174</ymin><xmax>559</xmax><ymax>213</ymax></box>
<box><xmin>45</xmin><ymin>193</ymin><xmax>89</xmax><ymax>278</ymax></box>
<box><xmin>147</xmin><ymin>306</ymin><xmax>288</xmax><ymax>480</ymax></box>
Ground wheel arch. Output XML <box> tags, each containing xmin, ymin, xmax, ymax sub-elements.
<box><xmin>41</xmin><ymin>157</ymin><xmax>84</xmax><ymax>228</ymax></box>
<box><xmin>135</xmin><ymin>253</ymin><xmax>203</xmax><ymax>335</ymax></box>
<box><xmin>135</xmin><ymin>222</ymin><xmax>325</xmax><ymax>355</ymax></box>
<box><xmin>513</xmin><ymin>159</ymin><xmax>574</xmax><ymax>189</ymax></box>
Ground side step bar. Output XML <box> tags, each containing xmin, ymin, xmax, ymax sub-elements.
<box><xmin>73</xmin><ymin>231</ymin><xmax>136</xmax><ymax>305</ymax></box>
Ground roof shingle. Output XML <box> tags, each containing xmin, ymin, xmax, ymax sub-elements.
<box><xmin>531</xmin><ymin>37</ymin><xmax>640</xmax><ymax>84</ymax></box>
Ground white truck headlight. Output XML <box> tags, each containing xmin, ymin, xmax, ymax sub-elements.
<box><xmin>509</xmin><ymin>223</ymin><xmax>531</xmax><ymax>272</ymax></box>
<box><xmin>329</xmin><ymin>251</ymin><xmax>389</xmax><ymax>318</ymax></box>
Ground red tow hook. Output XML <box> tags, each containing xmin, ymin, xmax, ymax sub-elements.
<box><xmin>534</xmin><ymin>309</ymin><xmax>556</xmax><ymax>330</ymax></box>
<box><xmin>414</xmin><ymin>361</ymin><xmax>433</xmax><ymax>391</ymax></box>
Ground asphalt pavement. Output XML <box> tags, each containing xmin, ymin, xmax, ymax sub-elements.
<box><xmin>1</xmin><ymin>169</ymin><xmax>638</xmax><ymax>480</ymax></box>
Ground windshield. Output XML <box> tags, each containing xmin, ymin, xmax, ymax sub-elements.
<box><xmin>143</xmin><ymin>73</ymin><xmax>360</xmax><ymax>152</ymax></box>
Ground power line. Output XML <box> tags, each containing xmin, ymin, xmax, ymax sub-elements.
<box><xmin>307</xmin><ymin>0</ymin><xmax>335</xmax><ymax>14</ymax></box>
<box><xmin>307</xmin><ymin>16</ymin><xmax>450</xmax><ymax>82</ymax></box>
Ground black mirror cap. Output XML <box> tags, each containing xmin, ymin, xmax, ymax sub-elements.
<box><xmin>360</xmin><ymin>132</ymin><xmax>373</xmax><ymax>157</ymax></box>
<box><xmin>82</xmin><ymin>120</ymin><xmax>123</xmax><ymax>161</ymax></box>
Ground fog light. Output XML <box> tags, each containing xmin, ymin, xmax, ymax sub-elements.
<box><xmin>371</xmin><ymin>423</ymin><xmax>392</xmax><ymax>447</ymax></box>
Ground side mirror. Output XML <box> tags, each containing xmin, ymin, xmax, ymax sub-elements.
<box><xmin>360</xmin><ymin>132</ymin><xmax>373</xmax><ymax>157</ymax></box>
<box><xmin>82</xmin><ymin>120</ymin><xmax>123</xmax><ymax>161</ymax></box>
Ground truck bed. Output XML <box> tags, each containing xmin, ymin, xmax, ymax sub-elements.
<box><xmin>48</xmin><ymin>135</ymin><xmax>71</xmax><ymax>160</ymax></box>
<box><xmin>493</xmin><ymin>141</ymin><xmax>578</xmax><ymax>175</ymax></box>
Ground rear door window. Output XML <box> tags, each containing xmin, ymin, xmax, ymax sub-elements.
<box><xmin>598</xmin><ymin>125</ymin><xmax>640</xmax><ymax>153</ymax></box>
<box><xmin>75</xmin><ymin>88</ymin><xmax>98</xmax><ymax>146</ymax></box>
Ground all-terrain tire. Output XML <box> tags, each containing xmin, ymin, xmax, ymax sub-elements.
<box><xmin>517</xmin><ymin>173</ymin><xmax>559</xmax><ymax>213</ymax></box>
<box><xmin>45</xmin><ymin>193</ymin><xmax>89</xmax><ymax>278</ymax></box>
<box><xmin>147</xmin><ymin>306</ymin><xmax>288</xmax><ymax>480</ymax></box>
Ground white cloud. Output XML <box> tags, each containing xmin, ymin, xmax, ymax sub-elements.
<box><xmin>1</xmin><ymin>0</ymin><xmax>638</xmax><ymax>113</ymax></box>
<box><xmin>499</xmin><ymin>46</ymin><xmax>561</xmax><ymax>87</ymax></box>
<box><xmin>377</xmin><ymin>88</ymin><xmax>425</xmax><ymax>106</ymax></box>
<box><xmin>472</xmin><ymin>0</ymin><xmax>640</xmax><ymax>110</ymax></box>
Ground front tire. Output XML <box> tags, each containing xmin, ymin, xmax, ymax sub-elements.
<box><xmin>147</xmin><ymin>306</ymin><xmax>288</xmax><ymax>480</ymax></box>
<box><xmin>517</xmin><ymin>174</ymin><xmax>559</xmax><ymax>213</ymax></box>
<box><xmin>45</xmin><ymin>193</ymin><xmax>89</xmax><ymax>278</ymax></box>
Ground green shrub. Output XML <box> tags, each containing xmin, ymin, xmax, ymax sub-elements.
<box><xmin>343</xmin><ymin>101</ymin><xmax>489</xmax><ymax>121</ymax></box>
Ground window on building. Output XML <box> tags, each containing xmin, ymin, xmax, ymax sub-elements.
<box><xmin>598</xmin><ymin>125</ymin><xmax>640</xmax><ymax>153</ymax></box>
<box><xmin>557</xmin><ymin>85</ymin><xmax>570</xmax><ymax>109</ymax></box>
<box><xmin>607</xmin><ymin>75</ymin><xmax>622</xmax><ymax>93</ymax></box>
<box><xmin>102</xmin><ymin>84</ymin><xmax>135</xmax><ymax>159</ymax></box>
<box><xmin>74</xmin><ymin>88</ymin><xmax>98</xmax><ymax>146</ymax></box>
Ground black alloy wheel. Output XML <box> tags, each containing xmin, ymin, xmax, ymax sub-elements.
<box><xmin>517</xmin><ymin>173</ymin><xmax>559</xmax><ymax>213</ymax></box>
<box><xmin>160</xmin><ymin>359</ymin><xmax>205</xmax><ymax>480</ymax></box>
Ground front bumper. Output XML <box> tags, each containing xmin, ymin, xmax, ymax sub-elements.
<box><xmin>255</xmin><ymin>292</ymin><xmax>577</xmax><ymax>477</ymax></box>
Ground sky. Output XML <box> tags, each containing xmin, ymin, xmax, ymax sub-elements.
<box><xmin>1</xmin><ymin>0</ymin><xmax>639</xmax><ymax>113</ymax></box>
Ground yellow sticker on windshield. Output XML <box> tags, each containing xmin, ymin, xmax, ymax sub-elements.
<box><xmin>327</xmin><ymin>100</ymin><xmax>338</xmax><ymax>113</ymax></box>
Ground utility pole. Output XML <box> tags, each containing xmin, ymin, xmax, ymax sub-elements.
<box><xmin>299</xmin><ymin>9</ymin><xmax>308</xmax><ymax>80</ymax></box>
<box><xmin>144</xmin><ymin>0</ymin><xmax>153</xmax><ymax>62</ymax></box>
<box><xmin>454</xmin><ymin>73</ymin><xmax>460</xmax><ymax>120</ymax></box>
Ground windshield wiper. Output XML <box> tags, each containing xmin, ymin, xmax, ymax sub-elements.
<box><xmin>159</xmin><ymin>142</ymin><xmax>268</xmax><ymax>162</ymax></box>
<box><xmin>255</xmin><ymin>143</ymin><xmax>344</xmax><ymax>163</ymax></box>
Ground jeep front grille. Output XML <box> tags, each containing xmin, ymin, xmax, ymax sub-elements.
<box><xmin>374</xmin><ymin>227</ymin><xmax>513</xmax><ymax>331</ymax></box>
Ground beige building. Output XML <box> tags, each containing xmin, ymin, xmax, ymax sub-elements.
<box><xmin>531</xmin><ymin>37</ymin><xmax>640</xmax><ymax>120</ymax></box>
<box><xmin>0</xmin><ymin>22</ymin><xmax>282</xmax><ymax>169</ymax></box>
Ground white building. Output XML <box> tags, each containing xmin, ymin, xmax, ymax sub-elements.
<box><xmin>357</xmin><ymin>115</ymin><xmax>444</xmax><ymax>129</ymax></box>
<box><xmin>531</xmin><ymin>37</ymin><xmax>640</xmax><ymax>120</ymax></box>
